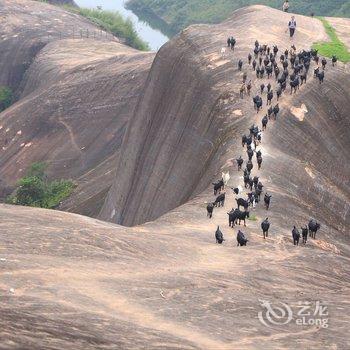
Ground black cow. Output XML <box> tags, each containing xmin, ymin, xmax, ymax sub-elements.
<box><xmin>252</xmin><ymin>178</ymin><xmax>259</xmax><ymax>192</ymax></box>
<box><xmin>321</xmin><ymin>58</ymin><xmax>327</xmax><ymax>69</ymax></box>
<box><xmin>247</xmin><ymin>160</ymin><xmax>253</xmax><ymax>172</ymax></box>
<box><xmin>290</xmin><ymin>77</ymin><xmax>300</xmax><ymax>94</ymax></box>
<box><xmin>235</xmin><ymin>210</ymin><xmax>250</xmax><ymax>226</ymax></box>
<box><xmin>236</xmin><ymin>156</ymin><xmax>244</xmax><ymax>170</ymax></box>
<box><xmin>266</xmin><ymin>66</ymin><xmax>273</xmax><ymax>78</ymax></box>
<box><xmin>314</xmin><ymin>55</ymin><xmax>320</xmax><ymax>65</ymax></box>
<box><xmin>261</xmin><ymin>218</ymin><xmax>270</xmax><ymax>239</ymax></box>
<box><xmin>244</xmin><ymin>174</ymin><xmax>250</xmax><ymax>188</ymax></box>
<box><xmin>267</xmin><ymin>90</ymin><xmax>273</xmax><ymax>105</ymax></box>
<box><xmin>246</xmin><ymin>80</ymin><xmax>252</xmax><ymax>95</ymax></box>
<box><xmin>317</xmin><ymin>70</ymin><xmax>325</xmax><ymax>83</ymax></box>
<box><xmin>256</xmin><ymin>68</ymin><xmax>260</xmax><ymax>78</ymax></box>
<box><xmin>262</xmin><ymin>115</ymin><xmax>268</xmax><ymax>130</ymax></box>
<box><xmin>281</xmin><ymin>80</ymin><xmax>287</xmax><ymax>91</ymax></box>
<box><xmin>332</xmin><ymin>55</ymin><xmax>337</xmax><ymax>67</ymax></box>
<box><xmin>230</xmin><ymin>37</ymin><xmax>236</xmax><ymax>50</ymax></box>
<box><xmin>276</xmin><ymin>85</ymin><xmax>282</xmax><ymax>100</ymax></box>
<box><xmin>254</xmin><ymin>48</ymin><xmax>259</xmax><ymax>59</ymax></box>
<box><xmin>248</xmin><ymin>53</ymin><xmax>252</xmax><ymax>64</ymax></box>
<box><xmin>228</xmin><ymin>209</ymin><xmax>238</xmax><ymax>227</ymax></box>
<box><xmin>267</xmin><ymin>106</ymin><xmax>273</xmax><ymax>119</ymax></box>
<box><xmin>242</xmin><ymin>134</ymin><xmax>247</xmax><ymax>147</ymax></box>
<box><xmin>292</xmin><ymin>226</ymin><xmax>300</xmax><ymax>246</ymax></box>
<box><xmin>248</xmin><ymin>177</ymin><xmax>254</xmax><ymax>191</ymax></box>
<box><xmin>256</xmin><ymin>97</ymin><xmax>263</xmax><ymax>113</ymax></box>
<box><xmin>207</xmin><ymin>203</ymin><xmax>214</xmax><ymax>218</ymax></box>
<box><xmin>246</xmin><ymin>135</ymin><xmax>253</xmax><ymax>147</ymax></box>
<box><xmin>212</xmin><ymin>179</ymin><xmax>224</xmax><ymax>195</ymax></box>
<box><xmin>252</xmin><ymin>60</ymin><xmax>257</xmax><ymax>70</ymax></box>
<box><xmin>274</xmin><ymin>66</ymin><xmax>280</xmax><ymax>80</ymax></box>
<box><xmin>247</xmin><ymin>148</ymin><xmax>254</xmax><ymax>161</ymax></box>
<box><xmin>231</xmin><ymin>187</ymin><xmax>240</xmax><ymax>195</ymax></box>
<box><xmin>214</xmin><ymin>193</ymin><xmax>225</xmax><ymax>207</ymax></box>
<box><xmin>244</xmin><ymin>168</ymin><xmax>250</xmax><ymax>177</ymax></box>
<box><xmin>215</xmin><ymin>226</ymin><xmax>224</xmax><ymax>244</ymax></box>
<box><xmin>255</xmin><ymin>187</ymin><xmax>262</xmax><ymax>202</ymax></box>
<box><xmin>237</xmin><ymin>230</ymin><xmax>248</xmax><ymax>246</ymax></box>
<box><xmin>260</xmin><ymin>83</ymin><xmax>265</xmax><ymax>94</ymax></box>
<box><xmin>257</xmin><ymin>155</ymin><xmax>263</xmax><ymax>169</ymax></box>
<box><xmin>300</xmin><ymin>71</ymin><xmax>307</xmax><ymax>85</ymax></box>
<box><xmin>301</xmin><ymin>226</ymin><xmax>308</xmax><ymax>244</ymax></box>
<box><xmin>308</xmin><ymin>219</ymin><xmax>321</xmax><ymax>239</ymax></box>
<box><xmin>238</xmin><ymin>59</ymin><xmax>243</xmax><ymax>71</ymax></box>
<box><xmin>236</xmin><ymin>198</ymin><xmax>249</xmax><ymax>211</ymax></box>
<box><xmin>259</xmin><ymin>66</ymin><xmax>265</xmax><ymax>78</ymax></box>
<box><xmin>264</xmin><ymin>193</ymin><xmax>272</xmax><ymax>210</ymax></box>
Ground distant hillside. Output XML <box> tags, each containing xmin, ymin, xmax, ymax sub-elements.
<box><xmin>127</xmin><ymin>0</ymin><xmax>350</xmax><ymax>34</ymax></box>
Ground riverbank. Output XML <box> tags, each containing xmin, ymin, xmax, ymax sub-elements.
<box><xmin>63</xmin><ymin>5</ymin><xmax>150</xmax><ymax>50</ymax></box>
<box><xmin>125</xmin><ymin>1</ymin><xmax>176</xmax><ymax>38</ymax></box>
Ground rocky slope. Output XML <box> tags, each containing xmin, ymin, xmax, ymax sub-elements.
<box><xmin>100</xmin><ymin>6</ymin><xmax>350</xmax><ymax>230</ymax></box>
<box><xmin>0</xmin><ymin>4</ymin><xmax>350</xmax><ymax>349</ymax></box>
<box><xmin>0</xmin><ymin>0</ymin><xmax>154</xmax><ymax>214</ymax></box>
<box><xmin>1</xmin><ymin>190</ymin><xmax>350</xmax><ymax>349</ymax></box>
<box><xmin>0</xmin><ymin>0</ymin><xmax>100</xmax><ymax>94</ymax></box>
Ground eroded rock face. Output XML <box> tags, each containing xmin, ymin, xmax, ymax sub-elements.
<box><xmin>100</xmin><ymin>6</ymin><xmax>350</xmax><ymax>228</ymax></box>
<box><xmin>0</xmin><ymin>0</ymin><xmax>154</xmax><ymax>214</ymax></box>
<box><xmin>0</xmin><ymin>4</ymin><xmax>350</xmax><ymax>349</ymax></box>
<box><xmin>0</xmin><ymin>0</ymin><xmax>99</xmax><ymax>94</ymax></box>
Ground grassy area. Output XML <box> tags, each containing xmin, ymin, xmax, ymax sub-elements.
<box><xmin>7</xmin><ymin>162</ymin><xmax>75</xmax><ymax>209</ymax></box>
<box><xmin>64</xmin><ymin>6</ymin><xmax>150</xmax><ymax>51</ymax></box>
<box><xmin>0</xmin><ymin>86</ymin><xmax>13</xmax><ymax>112</ymax></box>
<box><xmin>127</xmin><ymin>0</ymin><xmax>350</xmax><ymax>34</ymax></box>
<box><xmin>247</xmin><ymin>213</ymin><xmax>257</xmax><ymax>221</ymax></box>
<box><xmin>312</xmin><ymin>17</ymin><xmax>350</xmax><ymax>63</ymax></box>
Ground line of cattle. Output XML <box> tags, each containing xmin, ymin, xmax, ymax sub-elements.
<box><xmin>208</xmin><ymin>39</ymin><xmax>326</xmax><ymax>247</ymax></box>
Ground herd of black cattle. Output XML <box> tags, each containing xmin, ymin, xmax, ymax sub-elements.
<box><xmin>208</xmin><ymin>38</ymin><xmax>328</xmax><ymax>247</ymax></box>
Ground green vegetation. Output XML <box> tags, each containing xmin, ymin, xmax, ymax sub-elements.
<box><xmin>0</xmin><ymin>86</ymin><xmax>13</xmax><ymax>112</ymax></box>
<box><xmin>7</xmin><ymin>162</ymin><xmax>75</xmax><ymax>209</ymax></box>
<box><xmin>63</xmin><ymin>6</ymin><xmax>150</xmax><ymax>51</ymax></box>
<box><xmin>313</xmin><ymin>17</ymin><xmax>350</xmax><ymax>63</ymax></box>
<box><xmin>247</xmin><ymin>214</ymin><xmax>257</xmax><ymax>221</ymax></box>
<box><xmin>127</xmin><ymin>0</ymin><xmax>350</xmax><ymax>34</ymax></box>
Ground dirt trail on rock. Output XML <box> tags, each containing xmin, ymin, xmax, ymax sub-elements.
<box><xmin>100</xmin><ymin>5</ymin><xmax>349</xmax><ymax>229</ymax></box>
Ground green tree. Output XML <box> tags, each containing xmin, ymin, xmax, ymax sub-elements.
<box><xmin>15</xmin><ymin>176</ymin><xmax>46</xmax><ymax>207</ymax></box>
<box><xmin>7</xmin><ymin>162</ymin><xmax>75</xmax><ymax>208</ymax></box>
<box><xmin>0</xmin><ymin>86</ymin><xmax>13</xmax><ymax>112</ymax></box>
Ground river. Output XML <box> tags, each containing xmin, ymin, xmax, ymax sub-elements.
<box><xmin>74</xmin><ymin>0</ymin><xmax>169</xmax><ymax>51</ymax></box>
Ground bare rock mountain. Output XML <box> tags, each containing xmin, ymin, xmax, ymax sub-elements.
<box><xmin>100</xmin><ymin>6</ymin><xmax>350</xmax><ymax>231</ymax></box>
<box><xmin>0</xmin><ymin>4</ymin><xmax>350</xmax><ymax>349</ymax></box>
<box><xmin>0</xmin><ymin>0</ymin><xmax>154</xmax><ymax>214</ymax></box>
